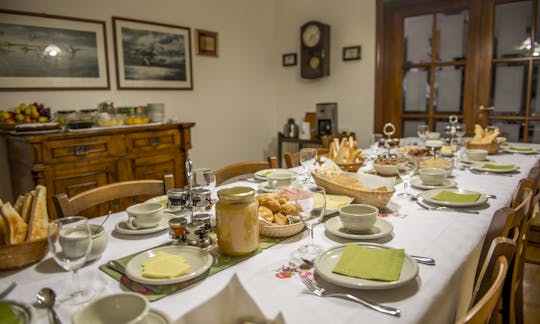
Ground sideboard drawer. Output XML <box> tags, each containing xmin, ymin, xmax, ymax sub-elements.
<box><xmin>126</xmin><ymin>130</ymin><xmax>179</xmax><ymax>153</ymax></box>
<box><xmin>42</xmin><ymin>135</ymin><xmax>123</xmax><ymax>163</ymax></box>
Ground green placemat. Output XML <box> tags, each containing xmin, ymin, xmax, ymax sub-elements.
<box><xmin>432</xmin><ymin>190</ymin><xmax>480</xmax><ymax>203</ymax></box>
<box><xmin>332</xmin><ymin>244</ymin><xmax>404</xmax><ymax>281</ymax></box>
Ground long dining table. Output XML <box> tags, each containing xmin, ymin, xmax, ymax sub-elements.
<box><xmin>2</xmin><ymin>145</ymin><xmax>539</xmax><ymax>324</ymax></box>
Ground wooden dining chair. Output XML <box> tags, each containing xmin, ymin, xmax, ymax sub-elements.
<box><xmin>215</xmin><ymin>156</ymin><xmax>278</xmax><ymax>186</ymax></box>
<box><xmin>53</xmin><ymin>174</ymin><xmax>174</xmax><ymax>218</ymax></box>
<box><xmin>459</xmin><ymin>237</ymin><xmax>515</xmax><ymax>324</ymax></box>
<box><xmin>320</xmin><ymin>133</ymin><xmax>356</xmax><ymax>148</ymax></box>
<box><xmin>283</xmin><ymin>148</ymin><xmax>329</xmax><ymax>168</ymax></box>
<box><xmin>526</xmin><ymin>166</ymin><xmax>540</xmax><ymax>252</ymax></box>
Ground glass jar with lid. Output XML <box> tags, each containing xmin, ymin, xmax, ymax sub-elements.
<box><xmin>216</xmin><ymin>187</ymin><xmax>259</xmax><ymax>256</ymax></box>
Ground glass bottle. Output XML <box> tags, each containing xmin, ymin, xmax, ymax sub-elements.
<box><xmin>215</xmin><ymin>187</ymin><xmax>259</xmax><ymax>256</ymax></box>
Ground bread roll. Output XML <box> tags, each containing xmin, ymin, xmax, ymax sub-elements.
<box><xmin>26</xmin><ymin>185</ymin><xmax>49</xmax><ymax>242</ymax></box>
<box><xmin>1</xmin><ymin>202</ymin><xmax>28</xmax><ymax>245</ymax></box>
<box><xmin>258</xmin><ymin>206</ymin><xmax>274</xmax><ymax>223</ymax></box>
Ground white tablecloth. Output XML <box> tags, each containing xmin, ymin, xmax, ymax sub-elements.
<box><xmin>2</xmin><ymin>146</ymin><xmax>538</xmax><ymax>324</ymax></box>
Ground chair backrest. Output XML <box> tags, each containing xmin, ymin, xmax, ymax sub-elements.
<box><xmin>215</xmin><ymin>157</ymin><xmax>278</xmax><ymax>186</ymax></box>
<box><xmin>53</xmin><ymin>174</ymin><xmax>174</xmax><ymax>218</ymax></box>
<box><xmin>321</xmin><ymin>133</ymin><xmax>356</xmax><ymax>148</ymax></box>
<box><xmin>283</xmin><ymin>148</ymin><xmax>329</xmax><ymax>168</ymax></box>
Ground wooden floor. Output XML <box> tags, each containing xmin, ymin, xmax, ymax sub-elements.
<box><xmin>524</xmin><ymin>243</ymin><xmax>540</xmax><ymax>324</ymax></box>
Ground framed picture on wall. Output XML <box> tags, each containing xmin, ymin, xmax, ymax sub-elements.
<box><xmin>342</xmin><ymin>45</ymin><xmax>361</xmax><ymax>61</ymax></box>
<box><xmin>196</xmin><ymin>29</ymin><xmax>218</xmax><ymax>57</ymax></box>
<box><xmin>0</xmin><ymin>9</ymin><xmax>110</xmax><ymax>91</ymax></box>
<box><xmin>112</xmin><ymin>17</ymin><xmax>193</xmax><ymax>90</ymax></box>
<box><xmin>282</xmin><ymin>53</ymin><xmax>297</xmax><ymax>67</ymax></box>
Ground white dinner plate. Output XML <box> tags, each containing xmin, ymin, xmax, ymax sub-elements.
<box><xmin>504</xmin><ymin>146</ymin><xmax>538</xmax><ymax>154</ymax></box>
<box><xmin>145</xmin><ymin>195</ymin><xmax>177</xmax><ymax>213</ymax></box>
<box><xmin>314</xmin><ymin>242</ymin><xmax>418</xmax><ymax>290</ymax></box>
<box><xmin>471</xmin><ymin>163</ymin><xmax>519</xmax><ymax>173</ymax></box>
<box><xmin>410</xmin><ymin>176</ymin><xmax>457</xmax><ymax>190</ymax></box>
<box><xmin>114</xmin><ymin>213</ymin><xmax>174</xmax><ymax>235</ymax></box>
<box><xmin>460</xmin><ymin>157</ymin><xmax>493</xmax><ymax>164</ymax></box>
<box><xmin>420</xmin><ymin>188</ymin><xmax>488</xmax><ymax>207</ymax></box>
<box><xmin>125</xmin><ymin>245</ymin><xmax>213</xmax><ymax>285</ymax></box>
<box><xmin>257</xmin><ymin>182</ymin><xmax>285</xmax><ymax>193</ymax></box>
<box><xmin>324</xmin><ymin>217</ymin><xmax>393</xmax><ymax>240</ymax></box>
<box><xmin>254</xmin><ymin>169</ymin><xmax>297</xmax><ymax>181</ymax></box>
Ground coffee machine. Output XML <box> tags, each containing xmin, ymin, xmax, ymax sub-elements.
<box><xmin>316</xmin><ymin>102</ymin><xmax>338</xmax><ymax>137</ymax></box>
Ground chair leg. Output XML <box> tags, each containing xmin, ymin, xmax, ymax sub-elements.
<box><xmin>514</xmin><ymin>282</ymin><xmax>524</xmax><ymax>324</ymax></box>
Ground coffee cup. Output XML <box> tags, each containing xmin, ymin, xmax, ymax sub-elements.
<box><xmin>126</xmin><ymin>203</ymin><xmax>163</xmax><ymax>230</ymax></box>
<box><xmin>73</xmin><ymin>292</ymin><xmax>150</xmax><ymax>324</ymax></box>
<box><xmin>338</xmin><ymin>204</ymin><xmax>378</xmax><ymax>232</ymax></box>
<box><xmin>418</xmin><ymin>168</ymin><xmax>446</xmax><ymax>185</ymax></box>
<box><xmin>267</xmin><ymin>170</ymin><xmax>294</xmax><ymax>189</ymax></box>
<box><xmin>466</xmin><ymin>149</ymin><xmax>488</xmax><ymax>161</ymax></box>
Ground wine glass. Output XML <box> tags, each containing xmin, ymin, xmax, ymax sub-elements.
<box><xmin>194</xmin><ymin>168</ymin><xmax>216</xmax><ymax>193</ymax></box>
<box><xmin>48</xmin><ymin>216</ymin><xmax>93</xmax><ymax>304</ymax></box>
<box><xmin>295</xmin><ymin>184</ymin><xmax>326</xmax><ymax>259</ymax></box>
<box><xmin>299</xmin><ymin>148</ymin><xmax>317</xmax><ymax>182</ymax></box>
<box><xmin>417</xmin><ymin>125</ymin><xmax>429</xmax><ymax>143</ymax></box>
<box><xmin>397</xmin><ymin>154</ymin><xmax>417</xmax><ymax>198</ymax></box>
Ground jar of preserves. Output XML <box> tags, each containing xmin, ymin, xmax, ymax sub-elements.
<box><xmin>216</xmin><ymin>187</ymin><xmax>259</xmax><ymax>256</ymax></box>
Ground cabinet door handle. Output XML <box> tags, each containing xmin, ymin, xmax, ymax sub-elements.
<box><xmin>149</xmin><ymin>137</ymin><xmax>161</xmax><ymax>146</ymax></box>
<box><xmin>74</xmin><ymin>145</ymin><xmax>89</xmax><ymax>156</ymax></box>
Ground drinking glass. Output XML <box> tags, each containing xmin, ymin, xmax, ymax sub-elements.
<box><xmin>295</xmin><ymin>184</ymin><xmax>326</xmax><ymax>259</ymax></box>
<box><xmin>194</xmin><ymin>168</ymin><xmax>216</xmax><ymax>192</ymax></box>
<box><xmin>397</xmin><ymin>155</ymin><xmax>417</xmax><ymax>198</ymax></box>
<box><xmin>48</xmin><ymin>216</ymin><xmax>92</xmax><ymax>304</ymax></box>
<box><xmin>417</xmin><ymin>125</ymin><xmax>429</xmax><ymax>142</ymax></box>
<box><xmin>299</xmin><ymin>148</ymin><xmax>317</xmax><ymax>182</ymax></box>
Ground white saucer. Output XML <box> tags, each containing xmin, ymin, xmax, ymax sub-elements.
<box><xmin>257</xmin><ymin>182</ymin><xmax>290</xmax><ymax>193</ymax></box>
<box><xmin>471</xmin><ymin>163</ymin><xmax>519</xmax><ymax>173</ymax></box>
<box><xmin>114</xmin><ymin>213</ymin><xmax>174</xmax><ymax>235</ymax></box>
<box><xmin>410</xmin><ymin>176</ymin><xmax>457</xmax><ymax>190</ymax></box>
<box><xmin>504</xmin><ymin>146</ymin><xmax>538</xmax><ymax>154</ymax></box>
<box><xmin>146</xmin><ymin>308</ymin><xmax>171</xmax><ymax>324</ymax></box>
<box><xmin>325</xmin><ymin>217</ymin><xmax>393</xmax><ymax>240</ymax></box>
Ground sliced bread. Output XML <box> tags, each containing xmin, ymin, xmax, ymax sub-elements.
<box><xmin>1</xmin><ymin>202</ymin><xmax>28</xmax><ymax>245</ymax></box>
<box><xmin>13</xmin><ymin>195</ymin><xmax>24</xmax><ymax>214</ymax></box>
<box><xmin>26</xmin><ymin>185</ymin><xmax>49</xmax><ymax>242</ymax></box>
<box><xmin>20</xmin><ymin>192</ymin><xmax>34</xmax><ymax>223</ymax></box>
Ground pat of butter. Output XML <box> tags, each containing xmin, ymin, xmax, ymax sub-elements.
<box><xmin>142</xmin><ymin>251</ymin><xmax>191</xmax><ymax>279</ymax></box>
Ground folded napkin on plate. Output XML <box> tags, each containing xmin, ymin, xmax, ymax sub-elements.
<box><xmin>431</xmin><ymin>190</ymin><xmax>480</xmax><ymax>203</ymax></box>
<box><xmin>509</xmin><ymin>146</ymin><xmax>534</xmax><ymax>151</ymax></box>
<box><xmin>332</xmin><ymin>244</ymin><xmax>404</xmax><ymax>281</ymax></box>
<box><xmin>175</xmin><ymin>274</ymin><xmax>284</xmax><ymax>324</ymax></box>
<box><xmin>0</xmin><ymin>303</ymin><xmax>19</xmax><ymax>324</ymax></box>
<box><xmin>482</xmin><ymin>163</ymin><xmax>515</xmax><ymax>170</ymax></box>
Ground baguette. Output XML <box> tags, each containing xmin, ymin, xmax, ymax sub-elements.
<box><xmin>20</xmin><ymin>192</ymin><xmax>34</xmax><ymax>223</ymax></box>
<box><xmin>1</xmin><ymin>202</ymin><xmax>28</xmax><ymax>245</ymax></box>
<box><xmin>26</xmin><ymin>185</ymin><xmax>49</xmax><ymax>242</ymax></box>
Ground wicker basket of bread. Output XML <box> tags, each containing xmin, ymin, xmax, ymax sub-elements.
<box><xmin>322</xmin><ymin>136</ymin><xmax>365</xmax><ymax>172</ymax></box>
<box><xmin>1</xmin><ymin>185</ymin><xmax>50</xmax><ymax>270</ymax></box>
<box><xmin>256</xmin><ymin>193</ymin><xmax>305</xmax><ymax>238</ymax></box>
<box><xmin>466</xmin><ymin>125</ymin><xmax>500</xmax><ymax>154</ymax></box>
<box><xmin>312</xmin><ymin>168</ymin><xmax>394</xmax><ymax>209</ymax></box>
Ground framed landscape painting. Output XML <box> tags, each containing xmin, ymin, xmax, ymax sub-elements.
<box><xmin>0</xmin><ymin>9</ymin><xmax>110</xmax><ymax>90</ymax></box>
<box><xmin>112</xmin><ymin>17</ymin><xmax>193</xmax><ymax>90</ymax></box>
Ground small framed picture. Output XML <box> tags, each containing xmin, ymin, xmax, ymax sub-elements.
<box><xmin>343</xmin><ymin>46</ymin><xmax>361</xmax><ymax>61</ymax></box>
<box><xmin>282</xmin><ymin>53</ymin><xmax>297</xmax><ymax>67</ymax></box>
<box><xmin>196</xmin><ymin>29</ymin><xmax>218</xmax><ymax>57</ymax></box>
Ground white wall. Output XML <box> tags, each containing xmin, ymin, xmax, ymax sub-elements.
<box><xmin>274</xmin><ymin>0</ymin><xmax>376</xmax><ymax>148</ymax></box>
<box><xmin>0</xmin><ymin>0</ymin><xmax>377</xmax><ymax>201</ymax></box>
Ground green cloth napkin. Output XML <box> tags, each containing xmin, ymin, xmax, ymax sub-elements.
<box><xmin>431</xmin><ymin>190</ymin><xmax>480</xmax><ymax>203</ymax></box>
<box><xmin>332</xmin><ymin>244</ymin><xmax>405</xmax><ymax>281</ymax></box>
<box><xmin>509</xmin><ymin>146</ymin><xmax>534</xmax><ymax>152</ymax></box>
<box><xmin>482</xmin><ymin>163</ymin><xmax>515</xmax><ymax>170</ymax></box>
<box><xmin>0</xmin><ymin>303</ymin><xmax>21</xmax><ymax>324</ymax></box>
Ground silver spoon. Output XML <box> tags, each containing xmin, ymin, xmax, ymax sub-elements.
<box><xmin>36</xmin><ymin>288</ymin><xmax>62</xmax><ymax>324</ymax></box>
<box><xmin>98</xmin><ymin>210</ymin><xmax>112</xmax><ymax>231</ymax></box>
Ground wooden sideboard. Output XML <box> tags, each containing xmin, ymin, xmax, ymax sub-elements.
<box><xmin>4</xmin><ymin>122</ymin><xmax>195</xmax><ymax>219</ymax></box>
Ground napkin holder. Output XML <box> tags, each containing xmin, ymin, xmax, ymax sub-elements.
<box><xmin>174</xmin><ymin>274</ymin><xmax>285</xmax><ymax>324</ymax></box>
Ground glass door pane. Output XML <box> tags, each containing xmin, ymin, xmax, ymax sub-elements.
<box><xmin>494</xmin><ymin>1</ymin><xmax>532</xmax><ymax>58</ymax></box>
<box><xmin>404</xmin><ymin>14</ymin><xmax>433</xmax><ymax>64</ymax></box>
<box><xmin>491</xmin><ymin>62</ymin><xmax>527</xmax><ymax>115</ymax></box>
<box><xmin>434</xmin><ymin>66</ymin><xmax>464</xmax><ymax>113</ymax></box>
<box><xmin>437</xmin><ymin>11</ymin><xmax>468</xmax><ymax>61</ymax></box>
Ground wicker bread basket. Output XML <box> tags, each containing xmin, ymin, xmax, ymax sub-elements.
<box><xmin>259</xmin><ymin>221</ymin><xmax>304</xmax><ymax>238</ymax></box>
<box><xmin>0</xmin><ymin>239</ymin><xmax>48</xmax><ymax>270</ymax></box>
<box><xmin>319</xmin><ymin>154</ymin><xmax>365</xmax><ymax>173</ymax></box>
<box><xmin>466</xmin><ymin>142</ymin><xmax>500</xmax><ymax>155</ymax></box>
<box><xmin>312</xmin><ymin>170</ymin><xmax>394</xmax><ymax>209</ymax></box>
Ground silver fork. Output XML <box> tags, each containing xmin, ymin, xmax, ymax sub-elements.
<box><xmin>300</xmin><ymin>276</ymin><xmax>400</xmax><ymax>317</ymax></box>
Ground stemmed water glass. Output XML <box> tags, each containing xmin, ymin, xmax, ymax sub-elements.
<box><xmin>299</xmin><ymin>148</ymin><xmax>317</xmax><ymax>182</ymax></box>
<box><xmin>397</xmin><ymin>154</ymin><xmax>417</xmax><ymax>198</ymax></box>
<box><xmin>47</xmin><ymin>216</ymin><xmax>92</xmax><ymax>304</ymax></box>
<box><xmin>417</xmin><ymin>125</ymin><xmax>429</xmax><ymax>143</ymax></box>
<box><xmin>295</xmin><ymin>184</ymin><xmax>326</xmax><ymax>259</ymax></box>
<box><xmin>193</xmin><ymin>168</ymin><xmax>216</xmax><ymax>193</ymax></box>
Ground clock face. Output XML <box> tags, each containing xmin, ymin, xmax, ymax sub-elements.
<box><xmin>302</xmin><ymin>24</ymin><xmax>321</xmax><ymax>47</ymax></box>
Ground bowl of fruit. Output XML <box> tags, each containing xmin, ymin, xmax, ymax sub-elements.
<box><xmin>0</xmin><ymin>103</ymin><xmax>58</xmax><ymax>132</ymax></box>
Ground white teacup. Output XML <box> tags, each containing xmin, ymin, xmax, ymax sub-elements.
<box><xmin>466</xmin><ymin>149</ymin><xmax>488</xmax><ymax>161</ymax></box>
<box><xmin>73</xmin><ymin>292</ymin><xmax>149</xmax><ymax>324</ymax></box>
<box><xmin>87</xmin><ymin>224</ymin><xmax>108</xmax><ymax>261</ymax></box>
<box><xmin>267</xmin><ymin>170</ymin><xmax>294</xmax><ymax>189</ymax></box>
<box><xmin>496</xmin><ymin>137</ymin><xmax>507</xmax><ymax>145</ymax></box>
<box><xmin>426</xmin><ymin>132</ymin><xmax>441</xmax><ymax>140</ymax></box>
<box><xmin>126</xmin><ymin>203</ymin><xmax>163</xmax><ymax>230</ymax></box>
<box><xmin>418</xmin><ymin>168</ymin><xmax>447</xmax><ymax>186</ymax></box>
<box><xmin>339</xmin><ymin>204</ymin><xmax>378</xmax><ymax>232</ymax></box>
